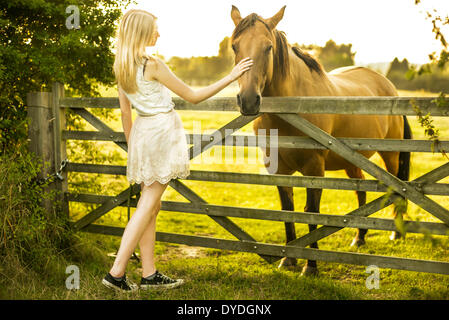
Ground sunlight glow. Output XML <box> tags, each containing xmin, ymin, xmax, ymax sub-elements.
<box><xmin>125</xmin><ymin>0</ymin><xmax>449</xmax><ymax>65</ymax></box>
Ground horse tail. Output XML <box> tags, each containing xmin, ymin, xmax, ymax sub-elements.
<box><xmin>397</xmin><ymin>115</ymin><xmax>412</xmax><ymax>181</ymax></box>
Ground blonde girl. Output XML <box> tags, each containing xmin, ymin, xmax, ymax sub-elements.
<box><xmin>102</xmin><ymin>9</ymin><xmax>253</xmax><ymax>291</ymax></box>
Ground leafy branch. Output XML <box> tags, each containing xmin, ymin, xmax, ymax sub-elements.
<box><xmin>381</xmin><ymin>187</ymin><xmax>409</xmax><ymax>237</ymax></box>
<box><xmin>412</xmin><ymin>0</ymin><xmax>449</xmax><ymax>75</ymax></box>
<box><xmin>410</xmin><ymin>1</ymin><xmax>448</xmax><ymax>160</ymax></box>
<box><xmin>410</xmin><ymin>95</ymin><xmax>448</xmax><ymax>160</ymax></box>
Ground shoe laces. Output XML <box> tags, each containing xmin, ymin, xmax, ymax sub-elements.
<box><xmin>122</xmin><ymin>275</ymin><xmax>137</xmax><ymax>289</ymax></box>
<box><xmin>155</xmin><ymin>271</ymin><xmax>175</xmax><ymax>283</ymax></box>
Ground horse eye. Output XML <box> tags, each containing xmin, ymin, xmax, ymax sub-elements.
<box><xmin>265</xmin><ymin>45</ymin><xmax>273</xmax><ymax>53</ymax></box>
<box><xmin>232</xmin><ymin>44</ymin><xmax>237</xmax><ymax>52</ymax></box>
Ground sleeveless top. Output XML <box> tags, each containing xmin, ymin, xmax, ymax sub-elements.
<box><xmin>122</xmin><ymin>58</ymin><xmax>175</xmax><ymax>116</ymax></box>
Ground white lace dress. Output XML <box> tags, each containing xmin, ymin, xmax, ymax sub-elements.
<box><xmin>124</xmin><ymin>61</ymin><xmax>190</xmax><ymax>187</ymax></box>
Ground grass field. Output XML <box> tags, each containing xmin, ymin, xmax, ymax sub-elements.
<box><xmin>7</xmin><ymin>86</ymin><xmax>448</xmax><ymax>300</ymax></box>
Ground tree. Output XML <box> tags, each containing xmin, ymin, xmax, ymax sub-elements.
<box><xmin>0</xmin><ymin>0</ymin><xmax>132</xmax><ymax>154</ymax></box>
<box><xmin>387</xmin><ymin>57</ymin><xmax>410</xmax><ymax>76</ymax></box>
<box><xmin>386</xmin><ymin>57</ymin><xmax>411</xmax><ymax>87</ymax></box>
<box><xmin>386</xmin><ymin>56</ymin><xmax>449</xmax><ymax>92</ymax></box>
<box><xmin>218</xmin><ymin>36</ymin><xmax>234</xmax><ymax>69</ymax></box>
<box><xmin>293</xmin><ymin>40</ymin><xmax>356</xmax><ymax>72</ymax></box>
<box><xmin>318</xmin><ymin>40</ymin><xmax>355</xmax><ymax>72</ymax></box>
<box><xmin>168</xmin><ymin>37</ymin><xmax>234</xmax><ymax>85</ymax></box>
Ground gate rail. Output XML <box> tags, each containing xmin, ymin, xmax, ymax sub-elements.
<box><xmin>27</xmin><ymin>83</ymin><xmax>449</xmax><ymax>275</ymax></box>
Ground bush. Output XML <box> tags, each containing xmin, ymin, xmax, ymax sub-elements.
<box><xmin>0</xmin><ymin>146</ymin><xmax>74</xmax><ymax>274</ymax></box>
<box><xmin>386</xmin><ymin>57</ymin><xmax>449</xmax><ymax>93</ymax></box>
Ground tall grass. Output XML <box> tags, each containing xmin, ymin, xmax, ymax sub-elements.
<box><xmin>0</xmin><ymin>147</ymin><xmax>106</xmax><ymax>299</ymax></box>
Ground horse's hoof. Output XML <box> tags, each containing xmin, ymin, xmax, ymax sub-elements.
<box><xmin>277</xmin><ymin>257</ymin><xmax>297</xmax><ymax>269</ymax></box>
<box><xmin>350</xmin><ymin>238</ymin><xmax>366</xmax><ymax>247</ymax></box>
<box><xmin>301</xmin><ymin>265</ymin><xmax>319</xmax><ymax>277</ymax></box>
<box><xmin>389</xmin><ymin>231</ymin><xmax>403</xmax><ymax>241</ymax></box>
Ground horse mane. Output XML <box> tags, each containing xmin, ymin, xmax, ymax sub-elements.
<box><xmin>232</xmin><ymin>14</ymin><xmax>325</xmax><ymax>80</ymax></box>
<box><xmin>274</xmin><ymin>30</ymin><xmax>325</xmax><ymax>79</ymax></box>
<box><xmin>291</xmin><ymin>46</ymin><xmax>325</xmax><ymax>76</ymax></box>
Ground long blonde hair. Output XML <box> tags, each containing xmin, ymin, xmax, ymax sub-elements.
<box><xmin>113</xmin><ymin>9</ymin><xmax>157</xmax><ymax>94</ymax></box>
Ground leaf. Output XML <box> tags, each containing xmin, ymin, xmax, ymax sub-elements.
<box><xmin>393</xmin><ymin>204</ymin><xmax>407</xmax><ymax>237</ymax></box>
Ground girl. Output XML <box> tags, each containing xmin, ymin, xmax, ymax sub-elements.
<box><xmin>102</xmin><ymin>9</ymin><xmax>253</xmax><ymax>292</ymax></box>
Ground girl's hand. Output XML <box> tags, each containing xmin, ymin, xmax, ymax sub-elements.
<box><xmin>229</xmin><ymin>57</ymin><xmax>253</xmax><ymax>81</ymax></box>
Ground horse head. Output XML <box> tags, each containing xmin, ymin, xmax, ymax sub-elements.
<box><xmin>230</xmin><ymin>5</ymin><xmax>286</xmax><ymax>115</ymax></box>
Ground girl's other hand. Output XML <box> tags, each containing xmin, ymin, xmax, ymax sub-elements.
<box><xmin>229</xmin><ymin>57</ymin><xmax>253</xmax><ymax>81</ymax></box>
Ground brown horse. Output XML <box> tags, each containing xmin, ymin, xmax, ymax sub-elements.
<box><xmin>230</xmin><ymin>6</ymin><xmax>411</xmax><ymax>275</ymax></box>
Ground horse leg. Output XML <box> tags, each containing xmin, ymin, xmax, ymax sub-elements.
<box><xmin>274</xmin><ymin>158</ymin><xmax>297</xmax><ymax>268</ymax></box>
<box><xmin>277</xmin><ymin>185</ymin><xmax>297</xmax><ymax>268</ymax></box>
<box><xmin>301</xmin><ymin>187</ymin><xmax>323</xmax><ymax>276</ymax></box>
<box><xmin>301</xmin><ymin>160</ymin><xmax>324</xmax><ymax>276</ymax></box>
<box><xmin>345</xmin><ymin>167</ymin><xmax>368</xmax><ymax>247</ymax></box>
<box><xmin>379</xmin><ymin>151</ymin><xmax>406</xmax><ymax>240</ymax></box>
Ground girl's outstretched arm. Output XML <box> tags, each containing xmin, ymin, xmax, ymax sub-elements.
<box><xmin>146</xmin><ymin>57</ymin><xmax>253</xmax><ymax>104</ymax></box>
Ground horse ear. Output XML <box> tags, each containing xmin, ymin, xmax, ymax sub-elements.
<box><xmin>231</xmin><ymin>5</ymin><xmax>242</xmax><ymax>26</ymax></box>
<box><xmin>266</xmin><ymin>5</ymin><xmax>286</xmax><ymax>29</ymax></box>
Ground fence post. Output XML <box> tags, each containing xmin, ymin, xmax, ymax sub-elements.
<box><xmin>26</xmin><ymin>83</ymin><xmax>68</xmax><ymax>217</ymax></box>
<box><xmin>51</xmin><ymin>82</ymin><xmax>69</xmax><ymax>217</ymax></box>
<box><xmin>26</xmin><ymin>90</ymin><xmax>55</xmax><ymax>214</ymax></box>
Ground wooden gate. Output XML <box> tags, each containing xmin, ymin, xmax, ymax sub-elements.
<box><xmin>27</xmin><ymin>83</ymin><xmax>449</xmax><ymax>275</ymax></box>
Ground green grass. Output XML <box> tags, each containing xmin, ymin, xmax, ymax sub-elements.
<box><xmin>5</xmin><ymin>86</ymin><xmax>448</xmax><ymax>300</ymax></box>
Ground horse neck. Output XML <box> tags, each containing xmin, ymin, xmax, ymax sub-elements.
<box><xmin>263</xmin><ymin>46</ymin><xmax>337</xmax><ymax>97</ymax></box>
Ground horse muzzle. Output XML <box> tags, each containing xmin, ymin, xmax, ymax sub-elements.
<box><xmin>237</xmin><ymin>93</ymin><xmax>261</xmax><ymax>116</ymax></box>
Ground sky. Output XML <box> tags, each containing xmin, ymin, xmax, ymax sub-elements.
<box><xmin>125</xmin><ymin>0</ymin><xmax>449</xmax><ymax>65</ymax></box>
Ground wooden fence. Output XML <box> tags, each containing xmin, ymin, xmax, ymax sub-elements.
<box><xmin>27</xmin><ymin>82</ymin><xmax>449</xmax><ymax>275</ymax></box>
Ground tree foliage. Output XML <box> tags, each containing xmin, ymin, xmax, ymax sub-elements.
<box><xmin>385</xmin><ymin>2</ymin><xmax>449</xmax><ymax>94</ymax></box>
<box><xmin>386</xmin><ymin>57</ymin><xmax>449</xmax><ymax>92</ymax></box>
<box><xmin>317</xmin><ymin>40</ymin><xmax>356</xmax><ymax>72</ymax></box>
<box><xmin>296</xmin><ymin>40</ymin><xmax>356</xmax><ymax>72</ymax></box>
<box><xmin>0</xmin><ymin>0</ymin><xmax>132</xmax><ymax>154</ymax></box>
<box><xmin>167</xmin><ymin>37</ymin><xmax>235</xmax><ymax>85</ymax></box>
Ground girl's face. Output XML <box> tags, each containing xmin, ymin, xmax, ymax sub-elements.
<box><xmin>149</xmin><ymin>23</ymin><xmax>160</xmax><ymax>47</ymax></box>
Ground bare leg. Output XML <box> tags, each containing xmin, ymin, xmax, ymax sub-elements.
<box><xmin>139</xmin><ymin>194</ymin><xmax>162</xmax><ymax>278</ymax></box>
<box><xmin>109</xmin><ymin>181</ymin><xmax>168</xmax><ymax>278</ymax></box>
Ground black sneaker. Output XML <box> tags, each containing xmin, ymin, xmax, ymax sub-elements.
<box><xmin>140</xmin><ymin>270</ymin><xmax>184</xmax><ymax>290</ymax></box>
<box><xmin>102</xmin><ymin>272</ymin><xmax>138</xmax><ymax>292</ymax></box>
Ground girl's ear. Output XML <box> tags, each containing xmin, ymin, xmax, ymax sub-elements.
<box><xmin>231</xmin><ymin>5</ymin><xmax>242</xmax><ymax>26</ymax></box>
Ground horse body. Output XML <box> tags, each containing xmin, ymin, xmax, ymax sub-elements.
<box><xmin>230</xmin><ymin>6</ymin><xmax>410</xmax><ymax>275</ymax></box>
<box><xmin>257</xmin><ymin>60</ymin><xmax>404</xmax><ymax>173</ymax></box>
